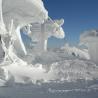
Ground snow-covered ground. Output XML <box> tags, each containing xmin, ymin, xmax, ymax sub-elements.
<box><xmin>0</xmin><ymin>47</ymin><xmax>98</xmax><ymax>85</ymax></box>
<box><xmin>0</xmin><ymin>0</ymin><xmax>98</xmax><ymax>98</ymax></box>
<box><xmin>0</xmin><ymin>41</ymin><xmax>98</xmax><ymax>98</ymax></box>
<box><xmin>0</xmin><ymin>79</ymin><xmax>98</xmax><ymax>98</ymax></box>
<box><xmin>61</xmin><ymin>44</ymin><xmax>90</xmax><ymax>60</ymax></box>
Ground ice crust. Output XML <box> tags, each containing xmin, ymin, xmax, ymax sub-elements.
<box><xmin>80</xmin><ymin>30</ymin><xmax>98</xmax><ymax>65</ymax></box>
<box><xmin>0</xmin><ymin>0</ymin><xmax>98</xmax><ymax>87</ymax></box>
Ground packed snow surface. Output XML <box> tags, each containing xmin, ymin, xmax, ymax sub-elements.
<box><xmin>0</xmin><ymin>50</ymin><xmax>98</xmax><ymax>86</ymax></box>
<box><xmin>0</xmin><ymin>0</ymin><xmax>98</xmax><ymax>94</ymax></box>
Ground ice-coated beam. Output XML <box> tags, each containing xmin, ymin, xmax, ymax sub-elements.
<box><xmin>1</xmin><ymin>0</ymin><xmax>48</xmax><ymax>56</ymax></box>
<box><xmin>27</xmin><ymin>18</ymin><xmax>65</xmax><ymax>52</ymax></box>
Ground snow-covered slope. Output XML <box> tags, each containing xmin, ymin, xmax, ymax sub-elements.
<box><xmin>80</xmin><ymin>30</ymin><xmax>98</xmax><ymax>65</ymax></box>
<box><xmin>0</xmin><ymin>42</ymin><xmax>97</xmax><ymax>86</ymax></box>
<box><xmin>0</xmin><ymin>40</ymin><xmax>97</xmax><ymax>86</ymax></box>
<box><xmin>0</xmin><ymin>1</ymin><xmax>98</xmax><ymax>98</ymax></box>
<box><xmin>61</xmin><ymin>44</ymin><xmax>90</xmax><ymax>60</ymax></box>
<box><xmin>0</xmin><ymin>55</ymin><xmax>98</xmax><ymax>86</ymax></box>
<box><xmin>51</xmin><ymin>59</ymin><xmax>98</xmax><ymax>81</ymax></box>
<box><xmin>0</xmin><ymin>0</ymin><xmax>97</xmax><ymax>88</ymax></box>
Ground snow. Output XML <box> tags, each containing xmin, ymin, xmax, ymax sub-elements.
<box><xmin>0</xmin><ymin>40</ymin><xmax>4</xmax><ymax>61</ymax></box>
<box><xmin>0</xmin><ymin>50</ymin><xmax>98</xmax><ymax>85</ymax></box>
<box><xmin>0</xmin><ymin>1</ymin><xmax>98</xmax><ymax>98</ymax></box>
<box><xmin>0</xmin><ymin>1</ymin><xmax>97</xmax><ymax>98</ymax></box>
<box><xmin>2</xmin><ymin>0</ymin><xmax>48</xmax><ymax>27</ymax></box>
<box><xmin>80</xmin><ymin>30</ymin><xmax>98</xmax><ymax>65</ymax></box>
<box><xmin>1</xmin><ymin>0</ymin><xmax>48</xmax><ymax>56</ymax></box>
<box><xmin>22</xmin><ymin>18</ymin><xmax>65</xmax><ymax>52</ymax></box>
<box><xmin>61</xmin><ymin>43</ymin><xmax>90</xmax><ymax>60</ymax></box>
<box><xmin>0</xmin><ymin>0</ymin><xmax>49</xmax><ymax>85</ymax></box>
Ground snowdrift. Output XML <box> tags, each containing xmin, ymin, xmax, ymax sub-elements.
<box><xmin>0</xmin><ymin>56</ymin><xmax>98</xmax><ymax>86</ymax></box>
<box><xmin>80</xmin><ymin>30</ymin><xmax>98</xmax><ymax>65</ymax></box>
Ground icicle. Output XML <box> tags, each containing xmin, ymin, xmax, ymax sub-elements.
<box><xmin>16</xmin><ymin>26</ymin><xmax>27</xmax><ymax>55</ymax></box>
<box><xmin>0</xmin><ymin>0</ymin><xmax>6</xmax><ymax>34</ymax></box>
<box><xmin>27</xmin><ymin>24</ymin><xmax>32</xmax><ymax>35</ymax></box>
<box><xmin>9</xmin><ymin>19</ymin><xmax>14</xmax><ymax>36</ymax></box>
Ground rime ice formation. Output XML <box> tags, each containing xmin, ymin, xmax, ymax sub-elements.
<box><xmin>51</xmin><ymin>59</ymin><xmax>98</xmax><ymax>81</ymax></box>
<box><xmin>3</xmin><ymin>59</ymin><xmax>98</xmax><ymax>84</ymax></box>
<box><xmin>0</xmin><ymin>0</ymin><xmax>98</xmax><ymax>87</ymax></box>
<box><xmin>22</xmin><ymin>18</ymin><xmax>65</xmax><ymax>52</ymax></box>
<box><xmin>2</xmin><ymin>0</ymin><xmax>48</xmax><ymax>27</ymax></box>
<box><xmin>2</xmin><ymin>0</ymin><xmax>48</xmax><ymax>56</ymax></box>
<box><xmin>0</xmin><ymin>0</ymin><xmax>65</xmax><ymax>86</ymax></box>
<box><xmin>80</xmin><ymin>30</ymin><xmax>98</xmax><ymax>65</ymax></box>
<box><xmin>61</xmin><ymin>43</ymin><xmax>90</xmax><ymax>60</ymax></box>
<box><xmin>0</xmin><ymin>0</ymin><xmax>49</xmax><ymax>86</ymax></box>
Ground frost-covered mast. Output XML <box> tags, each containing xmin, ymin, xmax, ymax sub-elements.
<box><xmin>0</xmin><ymin>0</ymin><xmax>49</xmax><ymax>64</ymax></box>
<box><xmin>29</xmin><ymin>17</ymin><xmax>65</xmax><ymax>52</ymax></box>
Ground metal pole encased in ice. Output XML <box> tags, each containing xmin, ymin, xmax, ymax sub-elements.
<box><xmin>36</xmin><ymin>23</ymin><xmax>47</xmax><ymax>52</ymax></box>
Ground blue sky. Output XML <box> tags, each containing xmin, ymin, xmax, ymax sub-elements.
<box><xmin>43</xmin><ymin>0</ymin><xmax>98</xmax><ymax>48</ymax></box>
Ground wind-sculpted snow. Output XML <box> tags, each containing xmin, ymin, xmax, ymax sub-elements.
<box><xmin>1</xmin><ymin>57</ymin><xmax>98</xmax><ymax>86</ymax></box>
<box><xmin>51</xmin><ymin>59</ymin><xmax>98</xmax><ymax>81</ymax></box>
<box><xmin>0</xmin><ymin>0</ymin><xmax>49</xmax><ymax>86</ymax></box>
<box><xmin>80</xmin><ymin>30</ymin><xmax>98</xmax><ymax>42</ymax></box>
<box><xmin>0</xmin><ymin>67</ymin><xmax>14</xmax><ymax>86</ymax></box>
<box><xmin>1</xmin><ymin>0</ymin><xmax>48</xmax><ymax>56</ymax></box>
<box><xmin>61</xmin><ymin>44</ymin><xmax>90</xmax><ymax>60</ymax></box>
<box><xmin>80</xmin><ymin>30</ymin><xmax>98</xmax><ymax>65</ymax></box>
<box><xmin>0</xmin><ymin>1</ymin><xmax>98</xmax><ymax>95</ymax></box>
<box><xmin>2</xmin><ymin>0</ymin><xmax>48</xmax><ymax>27</ymax></box>
<box><xmin>0</xmin><ymin>40</ymin><xmax>5</xmax><ymax>62</ymax></box>
<box><xmin>0</xmin><ymin>0</ymin><xmax>66</xmax><ymax>86</ymax></box>
<box><xmin>21</xmin><ymin>18</ymin><xmax>65</xmax><ymax>52</ymax></box>
<box><xmin>0</xmin><ymin>44</ymin><xmax>98</xmax><ymax>86</ymax></box>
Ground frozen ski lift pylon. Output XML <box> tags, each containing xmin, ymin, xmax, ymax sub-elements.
<box><xmin>1</xmin><ymin>0</ymin><xmax>48</xmax><ymax>56</ymax></box>
<box><xmin>80</xmin><ymin>30</ymin><xmax>98</xmax><ymax>65</ymax></box>
<box><xmin>25</xmin><ymin>17</ymin><xmax>65</xmax><ymax>52</ymax></box>
<box><xmin>48</xmin><ymin>17</ymin><xmax>65</xmax><ymax>38</ymax></box>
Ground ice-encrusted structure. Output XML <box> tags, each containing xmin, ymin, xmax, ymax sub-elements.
<box><xmin>22</xmin><ymin>18</ymin><xmax>65</xmax><ymax>52</ymax></box>
<box><xmin>0</xmin><ymin>0</ymin><xmax>98</xmax><ymax>87</ymax></box>
<box><xmin>0</xmin><ymin>0</ymin><xmax>66</xmax><ymax>86</ymax></box>
<box><xmin>2</xmin><ymin>0</ymin><xmax>48</xmax><ymax>55</ymax></box>
<box><xmin>31</xmin><ymin>18</ymin><xmax>65</xmax><ymax>52</ymax></box>
<box><xmin>0</xmin><ymin>0</ymin><xmax>49</xmax><ymax>86</ymax></box>
<box><xmin>80</xmin><ymin>30</ymin><xmax>98</xmax><ymax>65</ymax></box>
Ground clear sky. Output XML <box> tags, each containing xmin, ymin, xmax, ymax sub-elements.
<box><xmin>43</xmin><ymin>0</ymin><xmax>98</xmax><ymax>48</ymax></box>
